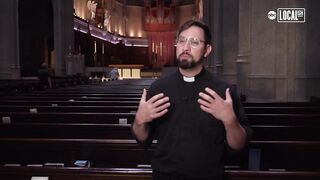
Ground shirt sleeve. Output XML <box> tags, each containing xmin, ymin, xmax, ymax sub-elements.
<box><xmin>230</xmin><ymin>84</ymin><xmax>253</xmax><ymax>145</ymax></box>
<box><xmin>132</xmin><ymin>85</ymin><xmax>158</xmax><ymax>149</ymax></box>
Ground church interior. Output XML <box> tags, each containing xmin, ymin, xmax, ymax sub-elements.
<box><xmin>0</xmin><ymin>0</ymin><xmax>320</xmax><ymax>179</ymax></box>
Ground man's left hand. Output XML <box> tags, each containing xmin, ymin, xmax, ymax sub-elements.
<box><xmin>198</xmin><ymin>87</ymin><xmax>236</xmax><ymax>125</ymax></box>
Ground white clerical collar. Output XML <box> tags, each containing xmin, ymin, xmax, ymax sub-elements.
<box><xmin>183</xmin><ymin>76</ymin><xmax>195</xmax><ymax>82</ymax></box>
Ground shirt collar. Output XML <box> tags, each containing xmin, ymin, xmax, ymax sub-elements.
<box><xmin>178</xmin><ymin>67</ymin><xmax>206</xmax><ymax>83</ymax></box>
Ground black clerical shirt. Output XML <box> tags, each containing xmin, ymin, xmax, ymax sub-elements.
<box><xmin>141</xmin><ymin>68</ymin><xmax>251</xmax><ymax>178</ymax></box>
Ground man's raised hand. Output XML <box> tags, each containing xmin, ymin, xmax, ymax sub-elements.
<box><xmin>198</xmin><ymin>88</ymin><xmax>236</xmax><ymax>125</ymax></box>
<box><xmin>135</xmin><ymin>89</ymin><xmax>170</xmax><ymax>125</ymax></box>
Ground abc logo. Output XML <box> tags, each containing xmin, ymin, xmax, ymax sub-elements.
<box><xmin>268</xmin><ymin>11</ymin><xmax>277</xmax><ymax>20</ymax></box>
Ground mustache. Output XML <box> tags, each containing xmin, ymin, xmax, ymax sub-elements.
<box><xmin>178</xmin><ymin>51</ymin><xmax>192</xmax><ymax>58</ymax></box>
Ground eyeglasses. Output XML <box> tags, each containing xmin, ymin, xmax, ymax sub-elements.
<box><xmin>175</xmin><ymin>36</ymin><xmax>205</xmax><ymax>49</ymax></box>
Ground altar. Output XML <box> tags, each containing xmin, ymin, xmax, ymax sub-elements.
<box><xmin>109</xmin><ymin>64</ymin><xmax>144</xmax><ymax>79</ymax></box>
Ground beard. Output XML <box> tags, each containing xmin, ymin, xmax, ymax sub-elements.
<box><xmin>178</xmin><ymin>59</ymin><xmax>196</xmax><ymax>69</ymax></box>
<box><xmin>177</xmin><ymin>52</ymin><xmax>204</xmax><ymax>69</ymax></box>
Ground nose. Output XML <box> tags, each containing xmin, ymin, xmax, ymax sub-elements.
<box><xmin>182</xmin><ymin>41</ymin><xmax>192</xmax><ymax>51</ymax></box>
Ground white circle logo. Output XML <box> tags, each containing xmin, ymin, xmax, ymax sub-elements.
<box><xmin>268</xmin><ymin>11</ymin><xmax>277</xmax><ymax>20</ymax></box>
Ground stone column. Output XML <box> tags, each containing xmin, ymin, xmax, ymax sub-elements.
<box><xmin>0</xmin><ymin>0</ymin><xmax>20</xmax><ymax>79</ymax></box>
<box><xmin>52</xmin><ymin>0</ymin><xmax>74</xmax><ymax>76</ymax></box>
<box><xmin>202</xmin><ymin>0</ymin><xmax>221</xmax><ymax>74</ymax></box>
<box><xmin>221</xmin><ymin>0</ymin><xmax>239</xmax><ymax>84</ymax></box>
<box><xmin>236</xmin><ymin>0</ymin><xmax>251</xmax><ymax>97</ymax></box>
<box><xmin>212</xmin><ymin>0</ymin><xmax>223</xmax><ymax>75</ymax></box>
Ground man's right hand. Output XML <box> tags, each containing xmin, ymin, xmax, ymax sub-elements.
<box><xmin>135</xmin><ymin>88</ymin><xmax>170</xmax><ymax>125</ymax></box>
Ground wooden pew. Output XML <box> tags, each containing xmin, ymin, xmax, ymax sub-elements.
<box><xmin>0</xmin><ymin>138</ymin><xmax>319</xmax><ymax>171</ymax></box>
<box><xmin>50</xmin><ymin>76</ymin><xmax>88</xmax><ymax>88</ymax></box>
<box><xmin>2</xmin><ymin>111</ymin><xmax>320</xmax><ymax>125</ymax></box>
<box><xmin>2</xmin><ymin>94</ymin><xmax>319</xmax><ymax>114</ymax></box>
<box><xmin>2</xmin><ymin>122</ymin><xmax>318</xmax><ymax>170</ymax></box>
<box><xmin>14</xmin><ymin>93</ymin><xmax>142</xmax><ymax>97</ymax></box>
<box><xmin>1</xmin><ymin>166</ymin><xmax>320</xmax><ymax>180</ymax></box>
<box><xmin>226</xmin><ymin>170</ymin><xmax>320</xmax><ymax>180</ymax></box>
<box><xmin>0</xmin><ymin>112</ymin><xmax>136</xmax><ymax>124</ymax></box>
<box><xmin>0</xmin><ymin>123</ymin><xmax>133</xmax><ymax>139</ymax></box>
<box><xmin>2</xmin><ymin>97</ymin><xmax>319</xmax><ymax>114</ymax></box>
<box><xmin>0</xmin><ymin>137</ymin><xmax>246</xmax><ymax>170</ymax></box>
<box><xmin>2</xmin><ymin>123</ymin><xmax>319</xmax><ymax>141</ymax></box>
<box><xmin>249</xmin><ymin>140</ymin><xmax>320</xmax><ymax>171</ymax></box>
<box><xmin>0</xmin><ymin>96</ymin><xmax>141</xmax><ymax>101</ymax></box>
<box><xmin>250</xmin><ymin>125</ymin><xmax>320</xmax><ymax>141</ymax></box>
<box><xmin>2</xmin><ymin>104</ymin><xmax>320</xmax><ymax>116</ymax></box>
<box><xmin>0</xmin><ymin>116</ymin><xmax>319</xmax><ymax>177</ymax></box>
<box><xmin>0</xmin><ymin>105</ymin><xmax>138</xmax><ymax>113</ymax></box>
<box><xmin>243</xmin><ymin>102</ymin><xmax>320</xmax><ymax>107</ymax></box>
<box><xmin>245</xmin><ymin>106</ymin><xmax>320</xmax><ymax>114</ymax></box>
<box><xmin>41</xmin><ymin>89</ymin><xmax>144</xmax><ymax>93</ymax></box>
<box><xmin>47</xmin><ymin>82</ymin><xmax>151</xmax><ymax>91</ymax></box>
<box><xmin>0</xmin><ymin>100</ymin><xmax>140</xmax><ymax>106</ymax></box>
<box><xmin>22</xmin><ymin>85</ymin><xmax>146</xmax><ymax>93</ymax></box>
<box><xmin>0</xmin><ymin>166</ymin><xmax>152</xmax><ymax>180</ymax></box>
<box><xmin>0</xmin><ymin>79</ymin><xmax>40</xmax><ymax>95</ymax></box>
<box><xmin>247</xmin><ymin>113</ymin><xmax>320</xmax><ymax>125</ymax></box>
<box><xmin>0</xmin><ymin>138</ymin><xmax>154</xmax><ymax>168</ymax></box>
<box><xmin>1</xmin><ymin>121</ymin><xmax>318</xmax><ymax>171</ymax></box>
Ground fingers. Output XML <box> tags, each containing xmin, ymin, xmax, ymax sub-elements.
<box><xmin>140</xmin><ymin>88</ymin><xmax>147</xmax><ymax>102</ymax></box>
<box><xmin>198</xmin><ymin>87</ymin><xmax>231</xmax><ymax>108</ymax></box>
<box><xmin>198</xmin><ymin>92</ymin><xmax>214</xmax><ymax>103</ymax></box>
<box><xmin>153</xmin><ymin>96</ymin><xmax>170</xmax><ymax>107</ymax></box>
<box><xmin>140</xmin><ymin>90</ymin><xmax>169</xmax><ymax>105</ymax></box>
<box><xmin>152</xmin><ymin>109</ymin><xmax>169</xmax><ymax>119</ymax></box>
<box><xmin>148</xmin><ymin>93</ymin><xmax>170</xmax><ymax>112</ymax></box>
<box><xmin>199</xmin><ymin>104</ymin><xmax>211</xmax><ymax>114</ymax></box>
<box><xmin>197</xmin><ymin>98</ymin><xmax>211</xmax><ymax>107</ymax></box>
<box><xmin>148</xmin><ymin>101</ymin><xmax>170</xmax><ymax>121</ymax></box>
<box><xmin>146</xmin><ymin>92</ymin><xmax>170</xmax><ymax>118</ymax></box>
<box><xmin>204</xmin><ymin>87</ymin><xmax>223</xmax><ymax>101</ymax></box>
<box><xmin>148</xmin><ymin>93</ymin><xmax>166</xmax><ymax>104</ymax></box>
<box><xmin>225</xmin><ymin>88</ymin><xmax>232</xmax><ymax>102</ymax></box>
<box><xmin>154</xmin><ymin>101</ymin><xmax>170</xmax><ymax>113</ymax></box>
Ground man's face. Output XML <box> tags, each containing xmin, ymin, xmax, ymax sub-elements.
<box><xmin>176</xmin><ymin>26</ymin><xmax>209</xmax><ymax>69</ymax></box>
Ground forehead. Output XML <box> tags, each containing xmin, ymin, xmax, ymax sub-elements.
<box><xmin>179</xmin><ymin>26</ymin><xmax>205</xmax><ymax>39</ymax></box>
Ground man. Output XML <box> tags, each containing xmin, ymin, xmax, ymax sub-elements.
<box><xmin>132</xmin><ymin>20</ymin><xmax>251</xmax><ymax>180</ymax></box>
<box><xmin>110</xmin><ymin>68</ymin><xmax>119</xmax><ymax>81</ymax></box>
<box><xmin>38</xmin><ymin>62</ymin><xmax>52</xmax><ymax>89</ymax></box>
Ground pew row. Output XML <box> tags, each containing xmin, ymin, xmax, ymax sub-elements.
<box><xmin>1</xmin><ymin>112</ymin><xmax>320</xmax><ymax>125</ymax></box>
<box><xmin>0</xmin><ymin>138</ymin><xmax>319</xmax><ymax>171</ymax></box>
<box><xmin>0</xmin><ymin>96</ymin><xmax>141</xmax><ymax>101</ymax></box>
<box><xmin>1</xmin><ymin>166</ymin><xmax>320</xmax><ymax>180</ymax></box>
<box><xmin>1</xmin><ymin>123</ymin><xmax>320</xmax><ymax>141</ymax></box>
<box><xmin>1</xmin><ymin>105</ymin><xmax>320</xmax><ymax>115</ymax></box>
<box><xmin>0</xmin><ymin>100</ymin><xmax>140</xmax><ymax>106</ymax></box>
<box><xmin>0</xmin><ymin>105</ymin><xmax>138</xmax><ymax>113</ymax></box>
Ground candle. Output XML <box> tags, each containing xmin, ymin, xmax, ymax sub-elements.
<box><xmin>152</xmin><ymin>41</ymin><xmax>154</xmax><ymax>53</ymax></box>
<box><xmin>102</xmin><ymin>44</ymin><xmax>104</xmax><ymax>54</ymax></box>
<box><xmin>160</xmin><ymin>42</ymin><xmax>162</xmax><ymax>56</ymax></box>
<box><xmin>155</xmin><ymin>43</ymin><xmax>157</xmax><ymax>54</ymax></box>
<box><xmin>94</xmin><ymin>41</ymin><xmax>97</xmax><ymax>54</ymax></box>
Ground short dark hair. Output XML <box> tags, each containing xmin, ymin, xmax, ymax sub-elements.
<box><xmin>177</xmin><ymin>20</ymin><xmax>211</xmax><ymax>45</ymax></box>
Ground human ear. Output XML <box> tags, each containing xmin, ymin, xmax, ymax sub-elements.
<box><xmin>204</xmin><ymin>44</ymin><xmax>212</xmax><ymax>57</ymax></box>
